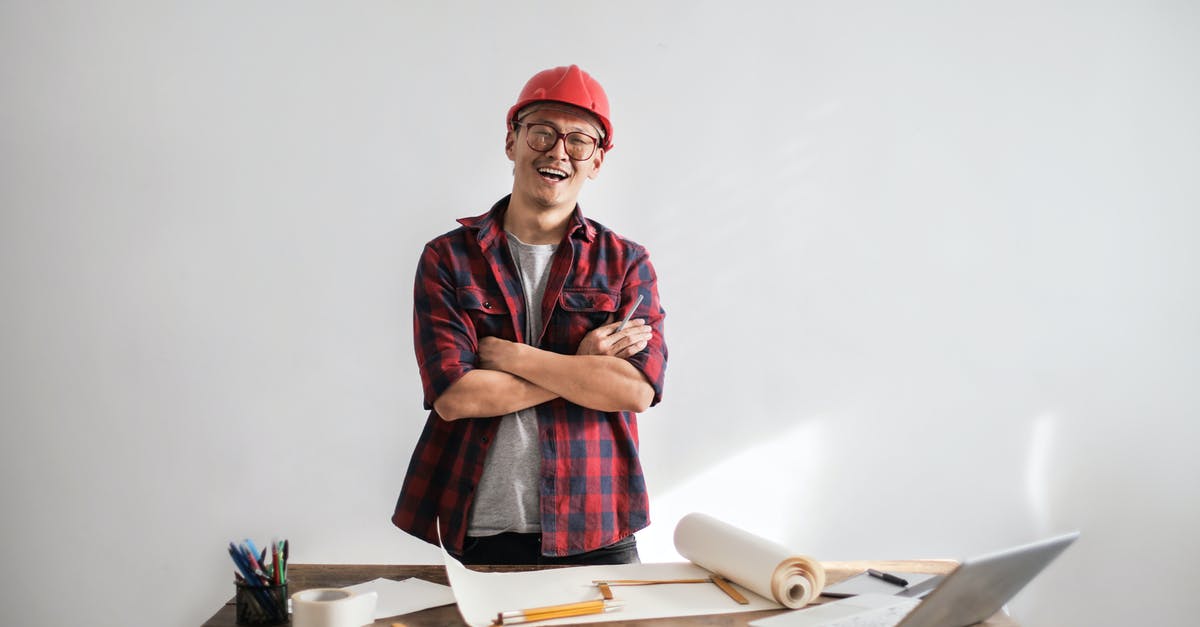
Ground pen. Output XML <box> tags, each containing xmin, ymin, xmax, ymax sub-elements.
<box><xmin>241</xmin><ymin>544</ymin><xmax>270</xmax><ymax>584</ymax></box>
<box><xmin>867</xmin><ymin>569</ymin><xmax>909</xmax><ymax>587</ymax></box>
<box><xmin>230</xmin><ymin>545</ymin><xmax>280</xmax><ymax>620</ymax></box>
<box><xmin>228</xmin><ymin>545</ymin><xmax>257</xmax><ymax>584</ymax></box>
<box><xmin>615</xmin><ymin>294</ymin><xmax>644</xmax><ymax>332</ymax></box>
<box><xmin>245</xmin><ymin>538</ymin><xmax>261</xmax><ymax>562</ymax></box>
<box><xmin>272</xmin><ymin>542</ymin><xmax>281</xmax><ymax>585</ymax></box>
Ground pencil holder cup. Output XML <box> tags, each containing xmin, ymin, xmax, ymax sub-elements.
<box><xmin>235</xmin><ymin>582</ymin><xmax>289</xmax><ymax>625</ymax></box>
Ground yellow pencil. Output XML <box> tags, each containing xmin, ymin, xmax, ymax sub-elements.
<box><xmin>592</xmin><ymin>578</ymin><xmax>711</xmax><ymax>585</ymax></box>
<box><xmin>494</xmin><ymin>599</ymin><xmax>624</xmax><ymax>624</ymax></box>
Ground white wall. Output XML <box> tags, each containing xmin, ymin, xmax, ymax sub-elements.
<box><xmin>2</xmin><ymin>2</ymin><xmax>1197</xmax><ymax>626</ymax></box>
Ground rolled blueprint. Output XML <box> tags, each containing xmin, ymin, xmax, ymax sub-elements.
<box><xmin>673</xmin><ymin>512</ymin><xmax>826</xmax><ymax>609</ymax></box>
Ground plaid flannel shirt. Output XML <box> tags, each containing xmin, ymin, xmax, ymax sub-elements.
<box><xmin>392</xmin><ymin>196</ymin><xmax>668</xmax><ymax>557</ymax></box>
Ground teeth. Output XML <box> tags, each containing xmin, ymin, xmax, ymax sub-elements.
<box><xmin>538</xmin><ymin>167</ymin><xmax>568</xmax><ymax>179</ymax></box>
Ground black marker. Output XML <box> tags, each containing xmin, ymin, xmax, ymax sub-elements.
<box><xmin>867</xmin><ymin>569</ymin><xmax>909</xmax><ymax>587</ymax></box>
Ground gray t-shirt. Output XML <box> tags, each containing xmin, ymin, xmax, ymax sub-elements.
<box><xmin>467</xmin><ymin>233</ymin><xmax>557</xmax><ymax>536</ymax></box>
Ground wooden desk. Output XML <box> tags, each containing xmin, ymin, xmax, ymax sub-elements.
<box><xmin>201</xmin><ymin>561</ymin><xmax>1019</xmax><ymax>626</ymax></box>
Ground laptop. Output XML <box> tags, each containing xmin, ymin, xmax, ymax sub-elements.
<box><xmin>749</xmin><ymin>531</ymin><xmax>1079</xmax><ymax>627</ymax></box>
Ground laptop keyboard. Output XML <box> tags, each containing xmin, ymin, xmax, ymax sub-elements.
<box><xmin>813</xmin><ymin>602</ymin><xmax>914</xmax><ymax>627</ymax></box>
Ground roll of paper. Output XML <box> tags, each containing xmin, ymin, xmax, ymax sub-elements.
<box><xmin>291</xmin><ymin>587</ymin><xmax>378</xmax><ymax>627</ymax></box>
<box><xmin>673</xmin><ymin>512</ymin><xmax>826</xmax><ymax>609</ymax></box>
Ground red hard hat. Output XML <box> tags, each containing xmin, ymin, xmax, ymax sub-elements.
<box><xmin>507</xmin><ymin>64</ymin><xmax>614</xmax><ymax>151</ymax></box>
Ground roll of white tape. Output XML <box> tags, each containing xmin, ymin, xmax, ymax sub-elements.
<box><xmin>291</xmin><ymin>587</ymin><xmax>378</xmax><ymax>627</ymax></box>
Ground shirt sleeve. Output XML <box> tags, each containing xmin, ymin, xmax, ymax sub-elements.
<box><xmin>621</xmin><ymin>250</ymin><xmax>668</xmax><ymax>406</ymax></box>
<box><xmin>412</xmin><ymin>243</ymin><xmax>476</xmax><ymax>410</ymax></box>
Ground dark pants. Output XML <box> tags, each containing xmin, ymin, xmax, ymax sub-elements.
<box><xmin>456</xmin><ymin>532</ymin><xmax>640</xmax><ymax>566</ymax></box>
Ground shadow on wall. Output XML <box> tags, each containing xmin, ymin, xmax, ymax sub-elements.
<box><xmin>638</xmin><ymin>419</ymin><xmax>829</xmax><ymax>562</ymax></box>
<box><xmin>637</xmin><ymin>408</ymin><xmax>1070</xmax><ymax>563</ymax></box>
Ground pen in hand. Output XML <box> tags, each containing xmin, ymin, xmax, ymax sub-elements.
<box><xmin>615</xmin><ymin>294</ymin><xmax>644</xmax><ymax>332</ymax></box>
<box><xmin>867</xmin><ymin>569</ymin><xmax>909</xmax><ymax>587</ymax></box>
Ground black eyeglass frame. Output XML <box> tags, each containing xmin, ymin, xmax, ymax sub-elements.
<box><xmin>511</xmin><ymin>121</ymin><xmax>602</xmax><ymax>161</ymax></box>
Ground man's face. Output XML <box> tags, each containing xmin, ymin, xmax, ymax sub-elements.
<box><xmin>506</xmin><ymin>104</ymin><xmax>605</xmax><ymax>211</ymax></box>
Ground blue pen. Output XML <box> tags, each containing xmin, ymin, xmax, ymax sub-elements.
<box><xmin>245</xmin><ymin>538</ymin><xmax>271</xmax><ymax>583</ymax></box>
<box><xmin>244</xmin><ymin>538</ymin><xmax>261</xmax><ymax>561</ymax></box>
<box><xmin>229</xmin><ymin>544</ymin><xmax>262</xmax><ymax>585</ymax></box>
<box><xmin>231</xmin><ymin>545</ymin><xmax>273</xmax><ymax>592</ymax></box>
<box><xmin>240</xmin><ymin>544</ymin><xmax>269</xmax><ymax>583</ymax></box>
<box><xmin>228</xmin><ymin>540</ymin><xmax>268</xmax><ymax>586</ymax></box>
<box><xmin>229</xmin><ymin>544</ymin><xmax>281</xmax><ymax>621</ymax></box>
<box><xmin>229</xmin><ymin>546</ymin><xmax>269</xmax><ymax>606</ymax></box>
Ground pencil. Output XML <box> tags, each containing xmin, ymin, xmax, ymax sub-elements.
<box><xmin>494</xmin><ymin>600</ymin><xmax>623</xmax><ymax>625</ymax></box>
<box><xmin>592</xmin><ymin>578</ymin><xmax>710</xmax><ymax>585</ymax></box>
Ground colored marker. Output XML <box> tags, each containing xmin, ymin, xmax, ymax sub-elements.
<box><xmin>868</xmin><ymin>569</ymin><xmax>909</xmax><ymax>587</ymax></box>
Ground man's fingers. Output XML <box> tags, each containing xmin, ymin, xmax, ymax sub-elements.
<box><xmin>610</xmin><ymin>318</ymin><xmax>647</xmax><ymax>333</ymax></box>
<box><xmin>582</xmin><ymin>317</ymin><xmax>650</xmax><ymax>357</ymax></box>
<box><xmin>605</xmin><ymin>317</ymin><xmax>646</xmax><ymax>333</ymax></box>
<box><xmin>619</xmin><ymin>340</ymin><xmax>649</xmax><ymax>358</ymax></box>
<box><xmin>615</xmin><ymin>325</ymin><xmax>652</xmax><ymax>343</ymax></box>
<box><xmin>610</xmin><ymin>327</ymin><xmax>651</xmax><ymax>355</ymax></box>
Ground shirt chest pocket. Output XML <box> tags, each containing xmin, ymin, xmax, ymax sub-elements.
<box><xmin>553</xmin><ymin>288</ymin><xmax>620</xmax><ymax>347</ymax></box>
<box><xmin>456</xmin><ymin>286</ymin><xmax>511</xmax><ymax>340</ymax></box>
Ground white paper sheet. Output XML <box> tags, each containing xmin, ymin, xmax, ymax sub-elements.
<box><xmin>443</xmin><ymin>550</ymin><xmax>779</xmax><ymax>627</ymax></box>
<box><xmin>439</xmin><ymin>513</ymin><xmax>825</xmax><ymax>626</ymax></box>
<box><xmin>341</xmin><ymin>576</ymin><xmax>456</xmax><ymax>619</ymax></box>
<box><xmin>748</xmin><ymin>594</ymin><xmax>920</xmax><ymax>627</ymax></box>
<box><xmin>820</xmin><ymin>571</ymin><xmax>938</xmax><ymax>598</ymax></box>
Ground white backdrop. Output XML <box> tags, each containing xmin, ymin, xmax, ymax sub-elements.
<box><xmin>2</xmin><ymin>2</ymin><xmax>1197</xmax><ymax>626</ymax></box>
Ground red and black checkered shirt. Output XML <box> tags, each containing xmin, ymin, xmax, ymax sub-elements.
<box><xmin>391</xmin><ymin>196</ymin><xmax>668</xmax><ymax>557</ymax></box>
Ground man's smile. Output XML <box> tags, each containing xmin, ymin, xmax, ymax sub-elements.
<box><xmin>536</xmin><ymin>166</ymin><xmax>570</xmax><ymax>182</ymax></box>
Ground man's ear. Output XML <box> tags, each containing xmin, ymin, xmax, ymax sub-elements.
<box><xmin>587</xmin><ymin>147</ymin><xmax>605</xmax><ymax>179</ymax></box>
<box><xmin>505</xmin><ymin>129</ymin><xmax>516</xmax><ymax>160</ymax></box>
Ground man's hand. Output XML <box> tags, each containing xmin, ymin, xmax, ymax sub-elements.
<box><xmin>577</xmin><ymin>315</ymin><xmax>652</xmax><ymax>358</ymax></box>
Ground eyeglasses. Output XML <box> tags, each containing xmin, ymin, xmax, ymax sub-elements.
<box><xmin>512</xmin><ymin>122</ymin><xmax>600</xmax><ymax>161</ymax></box>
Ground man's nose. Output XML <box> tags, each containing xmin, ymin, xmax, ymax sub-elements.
<box><xmin>545</xmin><ymin>135</ymin><xmax>569</xmax><ymax>159</ymax></box>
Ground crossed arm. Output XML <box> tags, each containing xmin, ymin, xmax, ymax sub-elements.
<box><xmin>432</xmin><ymin>318</ymin><xmax>655</xmax><ymax>421</ymax></box>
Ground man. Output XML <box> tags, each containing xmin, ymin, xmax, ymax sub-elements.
<box><xmin>391</xmin><ymin>65</ymin><xmax>668</xmax><ymax>566</ymax></box>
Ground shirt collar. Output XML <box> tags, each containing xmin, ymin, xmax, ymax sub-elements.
<box><xmin>458</xmin><ymin>195</ymin><xmax>596</xmax><ymax>249</ymax></box>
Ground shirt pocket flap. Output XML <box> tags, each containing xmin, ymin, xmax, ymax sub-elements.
<box><xmin>559</xmin><ymin>288</ymin><xmax>620</xmax><ymax>313</ymax></box>
<box><xmin>456</xmin><ymin>286</ymin><xmax>509</xmax><ymax>314</ymax></box>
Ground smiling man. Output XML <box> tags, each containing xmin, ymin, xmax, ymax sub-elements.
<box><xmin>392</xmin><ymin>65</ymin><xmax>669</xmax><ymax>565</ymax></box>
